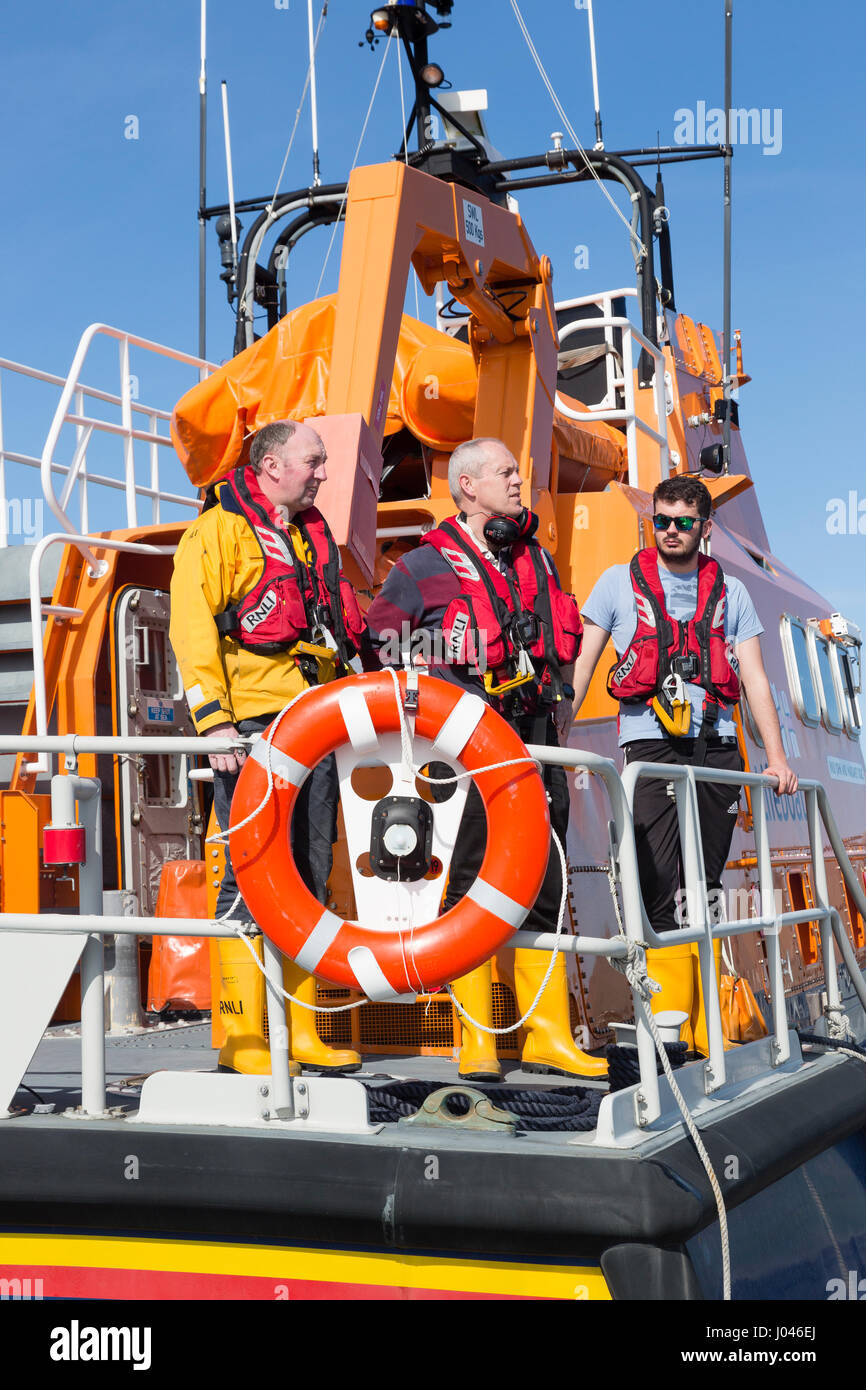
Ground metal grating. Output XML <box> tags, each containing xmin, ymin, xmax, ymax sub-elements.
<box><xmin>315</xmin><ymin>985</ymin><xmax>355</xmax><ymax>1046</ymax></box>
<box><xmin>255</xmin><ymin>974</ymin><xmax>538</xmax><ymax>1059</ymax></box>
<box><xmin>491</xmin><ymin>981</ymin><xmax>521</xmax><ymax>1058</ymax></box>
<box><xmin>358</xmin><ymin>996</ymin><xmax>457</xmax><ymax>1052</ymax></box>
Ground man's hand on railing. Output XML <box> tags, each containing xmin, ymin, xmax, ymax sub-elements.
<box><xmin>763</xmin><ymin>759</ymin><xmax>798</xmax><ymax>796</ymax></box>
<box><xmin>205</xmin><ymin>722</ymin><xmax>246</xmax><ymax>775</ymax></box>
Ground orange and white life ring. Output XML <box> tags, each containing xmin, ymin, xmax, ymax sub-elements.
<box><xmin>229</xmin><ymin>671</ymin><xmax>550</xmax><ymax>1001</ymax></box>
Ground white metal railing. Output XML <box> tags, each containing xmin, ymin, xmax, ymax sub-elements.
<box><xmin>0</xmin><ymin>326</ymin><xmax>215</xmax><ymax>551</ymax></box>
<box><xmin>554</xmin><ymin>288</ymin><xmax>670</xmax><ymax>487</ymax></box>
<box><xmin>1</xmin><ymin>725</ymin><xmax>863</xmax><ymax>1131</ymax></box>
<box><xmin>619</xmin><ymin>761</ymin><xmax>866</xmax><ymax>1121</ymax></box>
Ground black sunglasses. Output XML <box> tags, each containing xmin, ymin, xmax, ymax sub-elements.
<box><xmin>652</xmin><ymin>513</ymin><xmax>703</xmax><ymax>533</ymax></box>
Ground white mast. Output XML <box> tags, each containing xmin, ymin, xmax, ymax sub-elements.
<box><xmin>220</xmin><ymin>81</ymin><xmax>239</xmax><ymax>287</ymax></box>
<box><xmin>308</xmin><ymin>0</ymin><xmax>322</xmax><ymax>185</ymax></box>
<box><xmin>586</xmin><ymin>0</ymin><xmax>604</xmax><ymax>149</ymax></box>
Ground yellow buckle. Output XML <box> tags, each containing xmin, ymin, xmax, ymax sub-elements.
<box><xmin>651</xmin><ymin>693</ymin><xmax>691</xmax><ymax>737</ymax></box>
<box><xmin>293</xmin><ymin>640</ymin><xmax>335</xmax><ymax>662</ymax></box>
<box><xmin>483</xmin><ymin>668</ymin><xmax>535</xmax><ymax>697</ymax></box>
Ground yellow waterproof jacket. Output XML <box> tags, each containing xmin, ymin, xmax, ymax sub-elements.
<box><xmin>169</xmin><ymin>504</ymin><xmax>335</xmax><ymax>732</ymax></box>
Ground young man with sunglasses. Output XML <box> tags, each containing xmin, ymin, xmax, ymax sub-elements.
<box><xmin>570</xmin><ymin>475</ymin><xmax>797</xmax><ymax>1048</ymax></box>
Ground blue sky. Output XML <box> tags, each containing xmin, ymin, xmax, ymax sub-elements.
<box><xmin>1</xmin><ymin>0</ymin><xmax>864</xmax><ymax>639</ymax></box>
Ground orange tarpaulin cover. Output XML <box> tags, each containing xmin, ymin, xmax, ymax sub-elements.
<box><xmin>171</xmin><ymin>295</ymin><xmax>625</xmax><ymax>487</ymax></box>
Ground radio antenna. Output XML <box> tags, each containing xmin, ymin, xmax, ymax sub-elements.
<box><xmin>721</xmin><ymin>0</ymin><xmax>733</xmax><ymax>471</ymax></box>
<box><xmin>220</xmin><ymin>82</ymin><xmax>239</xmax><ymax>290</ymax></box>
<box><xmin>307</xmin><ymin>0</ymin><xmax>322</xmax><ymax>185</ymax></box>
<box><xmin>198</xmin><ymin>0</ymin><xmax>207</xmax><ymax>357</ymax></box>
<box><xmin>586</xmin><ymin>0</ymin><xmax>604</xmax><ymax>150</ymax></box>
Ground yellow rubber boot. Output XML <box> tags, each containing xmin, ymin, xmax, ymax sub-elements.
<box><xmin>216</xmin><ymin>936</ymin><xmax>299</xmax><ymax>1076</ymax></box>
<box><xmin>646</xmin><ymin>943</ymin><xmax>695</xmax><ymax>1051</ymax></box>
<box><xmin>690</xmin><ymin>939</ymin><xmax>737</xmax><ymax>1055</ymax></box>
<box><xmin>452</xmin><ymin>961</ymin><xmax>501</xmax><ymax>1081</ymax></box>
<box><xmin>513</xmin><ymin>950</ymin><xmax>608</xmax><ymax>1079</ymax></box>
<box><xmin>283</xmin><ymin>959</ymin><xmax>362</xmax><ymax>1073</ymax></box>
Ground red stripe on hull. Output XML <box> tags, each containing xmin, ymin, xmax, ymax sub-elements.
<box><xmin>3</xmin><ymin>1264</ymin><xmax>541</xmax><ymax>1301</ymax></box>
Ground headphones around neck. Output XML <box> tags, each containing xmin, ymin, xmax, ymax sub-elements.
<box><xmin>482</xmin><ymin>508</ymin><xmax>539</xmax><ymax>549</ymax></box>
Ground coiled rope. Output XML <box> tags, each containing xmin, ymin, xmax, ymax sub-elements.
<box><xmin>364</xmin><ymin>1078</ymin><xmax>602</xmax><ymax>1132</ymax></box>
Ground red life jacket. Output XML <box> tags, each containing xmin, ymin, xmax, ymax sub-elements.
<box><xmin>607</xmin><ymin>548</ymin><xmax>740</xmax><ymax>710</ymax></box>
<box><xmin>214</xmin><ymin>465</ymin><xmax>365</xmax><ymax>663</ymax></box>
<box><xmin>420</xmin><ymin>517</ymin><xmax>583</xmax><ymax>684</ymax></box>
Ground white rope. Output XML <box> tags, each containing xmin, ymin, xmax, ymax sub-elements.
<box><xmin>211</xmin><ymin>669</ymin><xmax>564</xmax><ymax>1022</ymax></box>
<box><xmin>447</xmin><ymin>825</ymin><xmax>570</xmax><ymax>1036</ymax></box>
<box><xmin>232</xmin><ymin>925</ymin><xmax>367</xmax><ymax>1014</ymax></box>
<box><xmin>205</xmin><ymin>682</ymin><xmax>318</xmax><ymax>848</ymax></box>
<box><xmin>620</xmin><ymin>942</ymin><xmax>732</xmax><ymax>1301</ymax></box>
<box><xmin>268</xmin><ymin>0</ymin><xmax>328</xmax><ymax>212</ymax></box>
<box><xmin>801</xmin><ymin>1040</ymin><xmax>866</xmax><ymax>1065</ymax></box>
<box><xmin>314</xmin><ymin>34</ymin><xmax>394</xmax><ymax>298</ymax></box>
<box><xmin>509</xmin><ymin>0</ymin><xmax>648</xmax><ymax>261</ymax></box>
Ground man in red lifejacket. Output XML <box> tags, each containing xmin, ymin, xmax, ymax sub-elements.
<box><xmin>571</xmin><ymin>474</ymin><xmax>797</xmax><ymax>1050</ymax></box>
<box><xmin>170</xmin><ymin>420</ymin><xmax>367</xmax><ymax>1075</ymax></box>
<box><xmin>366</xmin><ymin>436</ymin><xmax>608</xmax><ymax>1081</ymax></box>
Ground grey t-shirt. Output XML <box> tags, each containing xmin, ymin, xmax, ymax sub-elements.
<box><xmin>582</xmin><ymin>560</ymin><xmax>763</xmax><ymax>745</ymax></box>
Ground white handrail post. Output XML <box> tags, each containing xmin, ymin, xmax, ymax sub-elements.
<box><xmin>119</xmin><ymin>337</ymin><xmax>137</xmax><ymax>527</ymax></box>
<box><xmin>679</xmin><ymin>767</ymin><xmax>726</xmax><ymax>1090</ymax></box>
<box><xmin>0</xmin><ymin>371</ymin><xmax>7</xmax><ymax>549</ymax></box>
<box><xmin>262</xmin><ymin>935</ymin><xmax>295</xmax><ymax>1119</ymax></box>
<box><xmin>653</xmin><ymin>356</ymin><xmax>670</xmax><ymax>478</ymax></box>
<box><xmin>54</xmin><ymin>774</ymin><xmax>106</xmax><ymax>1117</ymax></box>
<box><xmin>75</xmin><ymin>389</ymin><xmax>89</xmax><ymax>534</ymax></box>
<box><xmin>149</xmin><ymin>412</ymin><xmax>160</xmax><ymax>526</ymax></box>
<box><xmin>753</xmin><ymin>784</ymin><xmax>790</xmax><ymax>1065</ymax></box>
<box><xmin>621</xmin><ymin>328</ymin><xmax>638</xmax><ymax>486</ymax></box>
<box><xmin>806</xmin><ymin>786</ymin><xmax>842</xmax><ymax>1022</ymax></box>
<box><xmin>617</xmin><ymin>761</ymin><xmax>662</xmax><ymax>1125</ymax></box>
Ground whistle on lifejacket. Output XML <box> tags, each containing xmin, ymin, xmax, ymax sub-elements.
<box><xmin>483</xmin><ymin>648</ymin><xmax>535</xmax><ymax>697</ymax></box>
<box><xmin>652</xmin><ymin>673</ymin><xmax>692</xmax><ymax>737</ymax></box>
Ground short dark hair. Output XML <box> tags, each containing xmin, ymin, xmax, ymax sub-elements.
<box><xmin>248</xmin><ymin>420</ymin><xmax>297</xmax><ymax>474</ymax></box>
<box><xmin>652</xmin><ymin>474</ymin><xmax>712</xmax><ymax>521</ymax></box>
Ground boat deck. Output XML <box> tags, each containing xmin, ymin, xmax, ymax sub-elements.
<box><xmin>13</xmin><ymin>1019</ymin><xmax>608</xmax><ymax>1120</ymax></box>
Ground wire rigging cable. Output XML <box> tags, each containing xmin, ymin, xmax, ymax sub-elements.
<box><xmin>315</xmin><ymin>33</ymin><xmax>395</xmax><ymax>298</ymax></box>
<box><xmin>509</xmin><ymin>0</ymin><xmax>649</xmax><ymax>261</ymax></box>
<box><xmin>396</xmin><ymin>34</ymin><xmax>421</xmax><ymax>321</ymax></box>
<box><xmin>268</xmin><ymin>0</ymin><xmax>329</xmax><ymax>213</ymax></box>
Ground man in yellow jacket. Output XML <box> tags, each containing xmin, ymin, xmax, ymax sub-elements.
<box><xmin>170</xmin><ymin>419</ymin><xmax>364</xmax><ymax>1074</ymax></box>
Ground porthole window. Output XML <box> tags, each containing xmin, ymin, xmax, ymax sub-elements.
<box><xmin>807</xmin><ymin>630</ymin><xmax>843</xmax><ymax>734</ymax></box>
<box><xmin>781</xmin><ymin>616</ymin><xmax>820</xmax><ymax>726</ymax></box>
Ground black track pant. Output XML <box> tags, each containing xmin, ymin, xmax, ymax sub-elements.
<box><xmin>213</xmin><ymin>712</ymin><xmax>338</xmax><ymax>922</ymax></box>
<box><xmin>623</xmin><ymin>737</ymin><xmax>743</xmax><ymax>935</ymax></box>
<box><xmin>435</xmin><ymin>715</ymin><xmax>571</xmax><ymax>930</ymax></box>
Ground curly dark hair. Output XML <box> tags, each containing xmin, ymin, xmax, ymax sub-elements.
<box><xmin>652</xmin><ymin>474</ymin><xmax>712</xmax><ymax>520</ymax></box>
